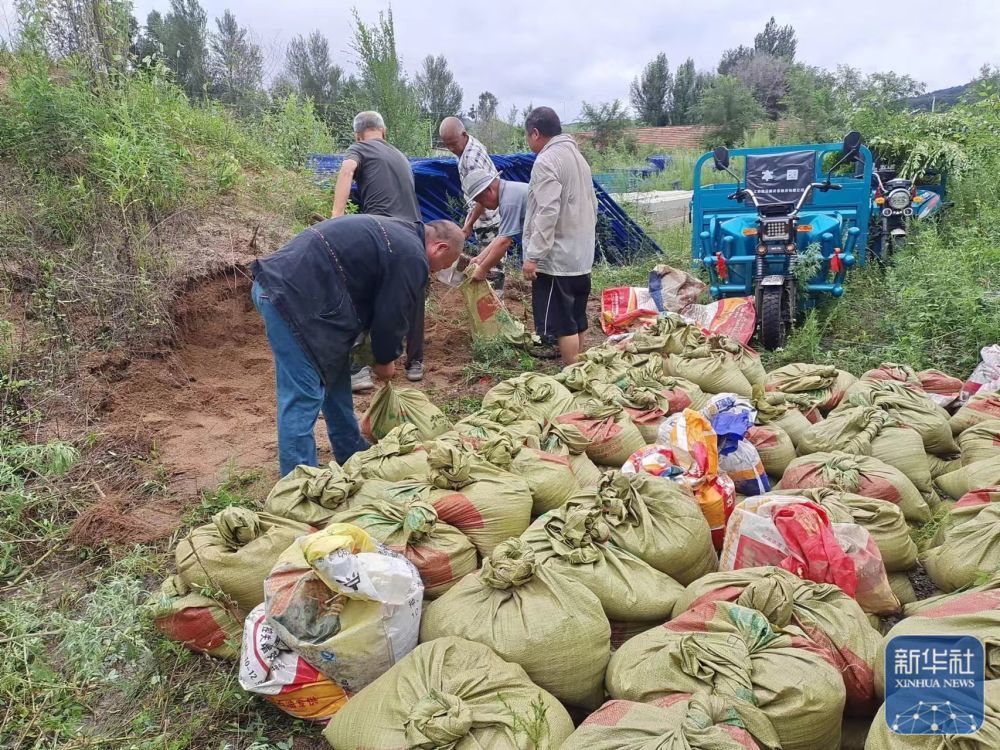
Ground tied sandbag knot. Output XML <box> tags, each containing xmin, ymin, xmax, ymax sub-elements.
<box><xmin>302</xmin><ymin>464</ymin><xmax>360</xmax><ymax>509</ymax></box>
<box><xmin>581</xmin><ymin>400</ymin><xmax>623</xmax><ymax>421</ymax></box>
<box><xmin>214</xmin><ymin>507</ymin><xmax>261</xmax><ymax>549</ymax></box>
<box><xmin>402</xmin><ymin>501</ymin><xmax>439</xmax><ymax>541</ymax></box>
<box><xmin>752</xmin><ymin>385</ymin><xmax>791</xmax><ymax>422</ymax></box>
<box><xmin>428</xmin><ymin>443</ymin><xmax>474</xmax><ymax>490</ymax></box>
<box><xmin>736</xmin><ymin>574</ymin><xmax>796</xmax><ymax>629</ymax></box>
<box><xmin>546</xmin><ymin>506</ymin><xmax>610</xmax><ymax>563</ymax></box>
<box><xmin>480</xmin><ymin>405</ymin><xmax>521</xmax><ymax>427</ymax></box>
<box><xmin>480</xmin><ymin>434</ymin><xmax>519</xmax><ymax>469</ymax></box>
<box><xmin>480</xmin><ymin>539</ymin><xmax>537</xmax><ymax>589</ymax></box>
<box><xmin>404</xmin><ymin>690</ymin><xmax>473</xmax><ymax>748</ymax></box>
<box><xmin>377</xmin><ymin>423</ymin><xmax>421</xmax><ymax>456</ymax></box>
<box><xmin>523</xmin><ymin>375</ymin><xmax>556</xmax><ymax>404</ymax></box>
<box><xmin>819</xmin><ymin>454</ymin><xmax>863</xmax><ymax>493</ymax></box>
<box><xmin>677</xmin><ymin>632</ymin><xmax>757</xmax><ymax>705</ymax></box>
<box><xmin>595</xmin><ymin>471</ymin><xmax>641</xmax><ymax>526</ymax></box>
<box><xmin>540</xmin><ymin>422</ymin><xmax>591</xmax><ymax>456</ymax></box>
<box><xmin>620</xmin><ymin>384</ymin><xmax>659</xmax><ymax>411</ymax></box>
<box><xmin>558</xmin><ymin>362</ymin><xmax>599</xmax><ymax>393</ymax></box>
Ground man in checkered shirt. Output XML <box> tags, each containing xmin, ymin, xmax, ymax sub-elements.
<box><xmin>439</xmin><ymin>116</ymin><xmax>506</xmax><ymax>294</ymax></box>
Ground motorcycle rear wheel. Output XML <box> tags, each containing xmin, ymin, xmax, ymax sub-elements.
<box><xmin>759</xmin><ymin>285</ymin><xmax>792</xmax><ymax>350</ymax></box>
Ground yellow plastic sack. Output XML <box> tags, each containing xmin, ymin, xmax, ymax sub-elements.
<box><xmin>175</xmin><ymin>507</ymin><xmax>313</xmax><ymax>615</ymax></box>
<box><xmin>420</xmin><ymin>539</ymin><xmax>611</xmax><ymax>709</ymax></box>
<box><xmin>263</xmin><ymin>524</ymin><xmax>423</xmax><ymax>692</ymax></box>
<box><xmin>923</xmin><ymin>503</ymin><xmax>1000</xmax><ymax>592</ymax></box>
<box><xmin>322</xmin><ymin>636</ymin><xmax>575</xmax><ymax>750</ymax></box>
<box><xmin>664</xmin><ymin>346</ymin><xmax>753</xmax><ymax>396</ymax></box>
<box><xmin>706</xmin><ymin>333</ymin><xmax>767</xmax><ymax>388</ymax></box>
<box><xmin>330</xmin><ymin>500</ymin><xmax>477</xmax><ymax>598</ymax></box>
<box><xmin>263</xmin><ymin>462</ymin><xmax>362</xmax><ymax>527</ymax></box>
<box><xmin>564</xmin><ymin>471</ymin><xmax>717</xmax><ymax>584</ymax></box>
<box><xmin>607</xmin><ymin>600</ymin><xmax>847</xmax><ymax>750</ymax></box>
<box><xmin>342</xmin><ymin>423</ymin><xmax>429</xmax><ymax>481</ymax></box>
<box><xmin>481</xmin><ymin>372</ymin><xmax>574</xmax><ymax>423</ymax></box>
<box><xmin>838</xmin><ymin>380</ymin><xmax>958</xmax><ymax>456</ymax></box>
<box><xmin>361</xmin><ymin>382</ymin><xmax>452</xmax><ymax>442</ymax></box>
<box><xmin>151</xmin><ymin>575</ymin><xmax>242</xmax><ymax>659</ymax></box>
<box><xmin>451</xmin><ymin>408</ymin><xmax>543</xmax><ymax>448</ymax></box>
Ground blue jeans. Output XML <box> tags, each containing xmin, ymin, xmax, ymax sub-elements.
<box><xmin>252</xmin><ymin>280</ymin><xmax>368</xmax><ymax>476</ymax></box>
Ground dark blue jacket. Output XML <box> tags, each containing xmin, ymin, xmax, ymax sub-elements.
<box><xmin>250</xmin><ymin>215</ymin><xmax>428</xmax><ymax>384</ymax></box>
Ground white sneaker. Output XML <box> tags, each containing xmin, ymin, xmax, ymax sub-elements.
<box><xmin>405</xmin><ymin>361</ymin><xmax>425</xmax><ymax>382</ymax></box>
<box><xmin>351</xmin><ymin>366</ymin><xmax>374</xmax><ymax>392</ymax></box>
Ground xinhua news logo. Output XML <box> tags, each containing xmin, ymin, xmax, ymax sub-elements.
<box><xmin>885</xmin><ymin>635</ymin><xmax>984</xmax><ymax>735</ymax></box>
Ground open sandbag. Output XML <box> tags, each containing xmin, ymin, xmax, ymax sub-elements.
<box><xmin>537</xmin><ymin>421</ymin><xmax>603</xmax><ymax>488</ymax></box>
<box><xmin>239</xmin><ymin>603</ymin><xmax>350</xmax><ymax>721</ymax></box>
<box><xmin>770</xmin><ymin>487</ymin><xmax>917</xmax><ymax>572</ymax></box>
<box><xmin>322</xmin><ymin>636</ymin><xmax>575</xmax><ymax>750</ymax></box>
<box><xmin>481</xmin><ymin>372</ymin><xmax>574</xmax><ymax>422</ymax></box>
<box><xmin>958</xmin><ymin>419</ymin><xmax>1000</xmax><ymax>465</ymax></box>
<box><xmin>866</xmin><ymin>679</ymin><xmax>1000</xmax><ymax>749</ymax></box>
<box><xmin>151</xmin><ymin>575</ymin><xmax>242</xmax><ymax>659</ymax></box>
<box><xmin>950</xmin><ymin>389</ymin><xmax>1000</xmax><ymax>435</ymax></box>
<box><xmin>342</xmin><ymin>423</ymin><xmax>428</xmax><ymax>481</ymax></box>
<box><xmin>564</xmin><ymin>471</ymin><xmax>717</xmax><ymax>584</ymax></box>
<box><xmin>263</xmin><ymin>524</ymin><xmax>423</xmax><ymax>690</ymax></box>
<box><xmin>778</xmin><ymin>451</ymin><xmax>932</xmax><ymax>524</ymax></box>
<box><xmin>606</xmin><ymin>600</ymin><xmax>847</xmax><ymax>750</ymax></box>
<box><xmin>798</xmin><ymin>406</ymin><xmax>934</xmax><ymax>498</ymax></box>
<box><xmin>721</xmin><ymin>495</ymin><xmax>900</xmax><ymax>616</ymax></box>
<box><xmin>665</xmin><ymin>346</ymin><xmax>753</xmax><ymax>396</ymax></box>
<box><xmin>874</xmin><ymin>585</ymin><xmax>1000</xmax><ymax>696</ymax></box>
<box><xmin>420</xmin><ymin>539</ymin><xmax>611</xmax><ymax>709</ymax></box>
<box><xmin>936</xmin><ymin>456</ymin><xmax>1000</xmax><ymax>500</ymax></box>
<box><xmin>670</xmin><ymin>566</ymin><xmax>881</xmax><ymax>715</ymax></box>
<box><xmin>175</xmin><ymin>507</ymin><xmax>313</xmax><ymax>615</ymax></box>
<box><xmin>263</xmin><ymin>462</ymin><xmax>363</xmax><ymax>527</ymax></box>
<box><xmin>329</xmin><ymin>500</ymin><xmax>477</xmax><ymax>598</ymax></box>
<box><xmin>561</xmin><ymin>695</ymin><xmax>782</xmax><ymax>750</ymax></box>
<box><xmin>838</xmin><ymin>380</ymin><xmax>958</xmax><ymax>456</ymax></box>
<box><xmin>361</xmin><ymin>382</ymin><xmax>452</xmax><ymax>441</ymax></box>
<box><xmin>521</xmin><ymin>503</ymin><xmax>684</xmax><ymax>624</ymax></box>
<box><xmin>922</xmin><ymin>503</ymin><xmax>1000</xmax><ymax>592</ymax></box>
<box><xmin>555</xmin><ymin>400</ymin><xmax>645</xmax><ymax>467</ymax></box>
<box><xmin>766</xmin><ymin>363</ymin><xmax>857</xmax><ymax>413</ymax></box>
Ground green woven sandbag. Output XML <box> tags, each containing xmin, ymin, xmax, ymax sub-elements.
<box><xmin>950</xmin><ymin>390</ymin><xmax>1000</xmax><ymax>435</ymax></box>
<box><xmin>927</xmin><ymin>453</ymin><xmax>962</xmax><ymax>479</ymax></box>
<box><xmin>936</xmin><ymin>457</ymin><xmax>1000</xmax><ymax>501</ymax></box>
<box><xmin>453</xmin><ymin>407</ymin><xmax>544</xmax><ymax>447</ymax></box>
<box><xmin>560</xmin><ymin>694</ymin><xmax>782</xmax><ymax>750</ymax></box>
<box><xmin>470</xmin><ymin>431</ymin><xmax>582</xmax><ymax>516</ymax></box>
<box><xmin>922</xmin><ymin>503</ymin><xmax>1000</xmax><ymax>592</ymax></box>
<box><xmin>521</xmin><ymin>503</ymin><xmax>684</xmax><ymax>623</ymax></box>
<box><xmin>752</xmin><ymin>386</ymin><xmax>816</xmax><ymax>449</ymax></box>
<box><xmin>342</xmin><ymin>423</ymin><xmax>428</xmax><ymax>481</ymax></box>
<box><xmin>765</xmin><ymin>363</ymin><xmax>857</xmax><ymax>414</ymax></box>
<box><xmin>330</xmin><ymin>500</ymin><xmax>477</xmax><ymax>598</ymax></box>
<box><xmin>707</xmin><ymin>334</ymin><xmax>767</xmax><ymax>388</ymax></box>
<box><xmin>665</xmin><ymin>346</ymin><xmax>753</xmax><ymax>396</ymax></box>
<box><xmin>866</xmin><ymin>680</ymin><xmax>1000</xmax><ymax>749</ymax></box>
<box><xmin>886</xmin><ymin>571</ymin><xmax>917</xmax><ymax>607</ymax></box>
<box><xmin>958</xmin><ymin>419</ymin><xmax>1000</xmax><ymax>465</ymax></box>
<box><xmin>361</xmin><ymin>382</ymin><xmax>452</xmax><ymax>441</ymax></box>
<box><xmin>928</xmin><ymin>487</ymin><xmax>1000</xmax><ymax>548</ymax></box>
<box><xmin>621</xmin><ymin>311</ymin><xmax>707</xmax><ymax>355</ymax></box>
<box><xmin>874</xmin><ymin>586</ymin><xmax>1000</xmax><ymax>696</ymax></box>
<box><xmin>481</xmin><ymin>372</ymin><xmax>574</xmax><ymax>423</ymax></box>
<box><xmin>747</xmin><ymin>423</ymin><xmax>797</xmax><ymax>478</ymax></box>
<box><xmin>150</xmin><ymin>575</ymin><xmax>242</xmax><ymax>659</ymax></box>
<box><xmin>420</xmin><ymin>539</ymin><xmax>611</xmax><ymax>709</ymax></box>
<box><xmin>537</xmin><ymin>421</ymin><xmax>604</xmax><ymax>488</ymax></box>
<box><xmin>798</xmin><ymin>406</ymin><xmax>934</xmax><ymax>498</ymax></box>
<box><xmin>557</xmin><ymin>351</ymin><xmax>631</xmax><ymax>393</ymax></box>
<box><xmin>322</xmin><ymin>636</ymin><xmax>575</xmax><ymax>750</ymax></box>
<box><xmin>555</xmin><ymin>400</ymin><xmax>646</xmax><ymax>468</ymax></box>
<box><xmin>616</xmin><ymin>383</ymin><xmax>673</xmax><ymax>444</ymax></box>
<box><xmin>669</xmin><ymin>566</ymin><xmax>881</xmax><ymax>715</ymax></box>
<box><xmin>769</xmin><ymin>487</ymin><xmax>917</xmax><ymax>572</ymax></box>
<box><xmin>838</xmin><ymin>380</ymin><xmax>958</xmax><ymax>456</ymax></box>
<box><xmin>778</xmin><ymin>451</ymin><xmax>932</xmax><ymax>524</ymax></box>
<box><xmin>175</xmin><ymin>507</ymin><xmax>312</xmax><ymax>615</ymax></box>
<box><xmin>263</xmin><ymin>461</ymin><xmax>363</xmax><ymax>527</ymax></box>
<box><xmin>564</xmin><ymin>471</ymin><xmax>717</xmax><ymax>585</ymax></box>
<box><xmin>607</xmin><ymin>600</ymin><xmax>847</xmax><ymax>750</ymax></box>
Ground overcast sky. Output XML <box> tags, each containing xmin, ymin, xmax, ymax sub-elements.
<box><xmin>6</xmin><ymin>0</ymin><xmax>1000</xmax><ymax>121</ymax></box>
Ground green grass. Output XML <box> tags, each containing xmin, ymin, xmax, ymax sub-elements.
<box><xmin>462</xmin><ymin>337</ymin><xmax>537</xmax><ymax>382</ymax></box>
<box><xmin>439</xmin><ymin>394</ymin><xmax>484</xmax><ymax>420</ymax></box>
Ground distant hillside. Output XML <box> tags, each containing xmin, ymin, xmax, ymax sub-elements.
<box><xmin>906</xmin><ymin>82</ymin><xmax>973</xmax><ymax>111</ymax></box>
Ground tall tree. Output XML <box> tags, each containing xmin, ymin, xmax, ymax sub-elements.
<box><xmin>347</xmin><ymin>7</ymin><xmax>423</xmax><ymax>154</ymax></box>
<box><xmin>283</xmin><ymin>30</ymin><xmax>346</xmax><ymax>121</ymax></box>
<box><xmin>415</xmin><ymin>54</ymin><xmax>463</xmax><ymax>122</ymax></box>
<box><xmin>783</xmin><ymin>64</ymin><xmax>844</xmax><ymax>140</ymax></box>
<box><xmin>670</xmin><ymin>57</ymin><xmax>701</xmax><ymax>125</ymax></box>
<box><xmin>208</xmin><ymin>10</ymin><xmax>263</xmax><ymax>107</ymax></box>
<box><xmin>580</xmin><ymin>99</ymin><xmax>632</xmax><ymax>151</ymax></box>
<box><xmin>630</xmin><ymin>52</ymin><xmax>672</xmax><ymax>126</ymax></box>
<box><xmin>470</xmin><ymin>90</ymin><xmax>499</xmax><ymax>122</ymax></box>
<box><xmin>754</xmin><ymin>16</ymin><xmax>796</xmax><ymax>61</ymax></box>
<box><xmin>695</xmin><ymin>75</ymin><xmax>765</xmax><ymax>146</ymax></box>
<box><xmin>38</xmin><ymin>0</ymin><xmax>134</xmax><ymax>82</ymax></box>
<box><xmin>718</xmin><ymin>45</ymin><xmax>753</xmax><ymax>75</ymax></box>
<box><xmin>145</xmin><ymin>0</ymin><xmax>209</xmax><ymax>98</ymax></box>
<box><xmin>735</xmin><ymin>53</ymin><xmax>789</xmax><ymax>119</ymax></box>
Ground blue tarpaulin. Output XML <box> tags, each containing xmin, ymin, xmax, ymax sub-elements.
<box><xmin>306</xmin><ymin>152</ymin><xmax>662</xmax><ymax>265</ymax></box>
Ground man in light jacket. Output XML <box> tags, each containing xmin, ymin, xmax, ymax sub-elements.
<box><xmin>522</xmin><ymin>106</ymin><xmax>598</xmax><ymax>365</ymax></box>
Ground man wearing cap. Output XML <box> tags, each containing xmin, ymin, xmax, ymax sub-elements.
<box><xmin>522</xmin><ymin>106</ymin><xmax>598</xmax><ymax>366</ymax></box>
<box><xmin>461</xmin><ymin>169</ymin><xmax>529</xmax><ymax>285</ymax></box>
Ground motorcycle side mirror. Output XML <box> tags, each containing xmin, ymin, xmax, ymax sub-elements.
<box><xmin>842</xmin><ymin>131</ymin><xmax>862</xmax><ymax>158</ymax></box>
<box><xmin>712</xmin><ymin>146</ymin><xmax>730</xmax><ymax>171</ymax></box>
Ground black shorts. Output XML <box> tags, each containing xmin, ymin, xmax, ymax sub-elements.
<box><xmin>532</xmin><ymin>272</ymin><xmax>591</xmax><ymax>338</ymax></box>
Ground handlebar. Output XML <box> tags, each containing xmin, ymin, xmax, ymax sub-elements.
<box><xmin>728</xmin><ymin>181</ymin><xmax>840</xmax><ymax>214</ymax></box>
